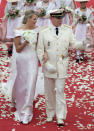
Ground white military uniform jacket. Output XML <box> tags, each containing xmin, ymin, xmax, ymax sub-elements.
<box><xmin>37</xmin><ymin>24</ymin><xmax>83</xmax><ymax>78</ymax></box>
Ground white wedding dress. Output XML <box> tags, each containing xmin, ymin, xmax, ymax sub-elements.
<box><xmin>4</xmin><ymin>28</ymin><xmax>44</xmax><ymax>124</ymax></box>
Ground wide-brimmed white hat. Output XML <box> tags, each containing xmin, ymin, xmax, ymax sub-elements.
<box><xmin>7</xmin><ymin>0</ymin><xmax>19</xmax><ymax>2</ymax></box>
<box><xmin>75</xmin><ymin>0</ymin><xmax>89</xmax><ymax>2</ymax></box>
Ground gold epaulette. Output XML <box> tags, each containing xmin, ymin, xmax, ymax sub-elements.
<box><xmin>63</xmin><ymin>24</ymin><xmax>72</xmax><ymax>29</ymax></box>
<box><xmin>39</xmin><ymin>26</ymin><xmax>49</xmax><ymax>31</ymax></box>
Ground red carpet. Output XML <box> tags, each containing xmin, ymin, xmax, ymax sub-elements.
<box><xmin>0</xmin><ymin>0</ymin><xmax>94</xmax><ymax>131</ymax></box>
<box><xmin>0</xmin><ymin>0</ymin><xmax>7</xmax><ymax>22</ymax></box>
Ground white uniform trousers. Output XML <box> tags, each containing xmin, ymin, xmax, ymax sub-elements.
<box><xmin>44</xmin><ymin>77</ymin><xmax>67</xmax><ymax>119</ymax></box>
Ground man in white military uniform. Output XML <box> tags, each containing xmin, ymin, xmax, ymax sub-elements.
<box><xmin>37</xmin><ymin>9</ymin><xmax>86</xmax><ymax>126</ymax></box>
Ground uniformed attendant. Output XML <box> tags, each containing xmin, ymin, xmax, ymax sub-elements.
<box><xmin>37</xmin><ymin>9</ymin><xmax>87</xmax><ymax>126</ymax></box>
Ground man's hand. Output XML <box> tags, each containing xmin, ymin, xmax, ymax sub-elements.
<box><xmin>24</xmin><ymin>40</ymin><xmax>29</xmax><ymax>47</ymax></box>
<box><xmin>42</xmin><ymin>52</ymin><xmax>48</xmax><ymax>64</ymax></box>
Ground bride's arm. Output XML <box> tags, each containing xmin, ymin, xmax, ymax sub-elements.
<box><xmin>14</xmin><ymin>36</ymin><xmax>29</xmax><ymax>53</ymax></box>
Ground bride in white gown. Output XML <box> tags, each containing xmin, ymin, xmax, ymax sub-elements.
<box><xmin>5</xmin><ymin>10</ymin><xmax>43</xmax><ymax>124</ymax></box>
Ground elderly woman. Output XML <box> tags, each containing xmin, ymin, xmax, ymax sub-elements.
<box><xmin>6</xmin><ymin>10</ymin><xmax>39</xmax><ymax>124</ymax></box>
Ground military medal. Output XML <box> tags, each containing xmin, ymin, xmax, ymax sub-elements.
<box><xmin>61</xmin><ymin>54</ymin><xmax>64</xmax><ymax>59</ymax></box>
<box><xmin>48</xmin><ymin>41</ymin><xmax>50</xmax><ymax>46</ymax></box>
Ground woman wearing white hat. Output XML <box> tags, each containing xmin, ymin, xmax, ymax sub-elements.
<box><xmin>72</xmin><ymin>0</ymin><xmax>94</xmax><ymax>62</ymax></box>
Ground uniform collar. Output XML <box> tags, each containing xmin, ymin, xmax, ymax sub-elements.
<box><xmin>50</xmin><ymin>23</ymin><xmax>62</xmax><ymax>30</ymax></box>
<box><xmin>49</xmin><ymin>24</ymin><xmax>65</xmax><ymax>39</ymax></box>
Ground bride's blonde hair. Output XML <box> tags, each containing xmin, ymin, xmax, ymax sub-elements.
<box><xmin>23</xmin><ymin>10</ymin><xmax>38</xmax><ymax>24</ymax></box>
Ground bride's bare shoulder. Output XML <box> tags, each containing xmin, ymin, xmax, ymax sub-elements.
<box><xmin>17</xmin><ymin>26</ymin><xmax>26</xmax><ymax>30</ymax></box>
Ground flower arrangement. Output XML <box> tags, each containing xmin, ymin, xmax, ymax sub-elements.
<box><xmin>75</xmin><ymin>12</ymin><xmax>87</xmax><ymax>23</ymax></box>
<box><xmin>7</xmin><ymin>9</ymin><xmax>20</xmax><ymax>19</ymax></box>
<box><xmin>79</xmin><ymin>15</ymin><xmax>87</xmax><ymax>22</ymax></box>
<box><xmin>37</xmin><ymin>8</ymin><xmax>46</xmax><ymax>17</ymax></box>
<box><xmin>22</xmin><ymin>30</ymin><xmax>36</xmax><ymax>49</ymax></box>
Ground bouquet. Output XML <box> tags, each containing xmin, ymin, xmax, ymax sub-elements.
<box><xmin>22</xmin><ymin>30</ymin><xmax>36</xmax><ymax>49</ymax></box>
<box><xmin>37</xmin><ymin>8</ymin><xmax>46</xmax><ymax>17</ymax></box>
<box><xmin>75</xmin><ymin>12</ymin><xmax>87</xmax><ymax>23</ymax></box>
<box><xmin>7</xmin><ymin>9</ymin><xmax>20</xmax><ymax>19</ymax></box>
<box><xmin>79</xmin><ymin>15</ymin><xmax>87</xmax><ymax>22</ymax></box>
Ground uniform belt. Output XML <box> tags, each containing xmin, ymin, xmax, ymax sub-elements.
<box><xmin>56</xmin><ymin>54</ymin><xmax>68</xmax><ymax>59</ymax></box>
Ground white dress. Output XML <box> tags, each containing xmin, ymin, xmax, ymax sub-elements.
<box><xmin>23</xmin><ymin>4</ymin><xmax>36</xmax><ymax>12</ymax></box>
<box><xmin>63</xmin><ymin>0</ymin><xmax>74</xmax><ymax>25</ymax></box>
<box><xmin>36</xmin><ymin>1</ymin><xmax>56</xmax><ymax>27</ymax></box>
<box><xmin>6</xmin><ymin>28</ymin><xmax>39</xmax><ymax>123</ymax></box>
<box><xmin>74</xmin><ymin>8</ymin><xmax>93</xmax><ymax>41</ymax></box>
<box><xmin>73</xmin><ymin>8</ymin><xmax>94</xmax><ymax>59</ymax></box>
<box><xmin>5</xmin><ymin>2</ymin><xmax>23</xmax><ymax>39</ymax></box>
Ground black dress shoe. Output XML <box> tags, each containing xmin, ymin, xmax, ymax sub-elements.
<box><xmin>76</xmin><ymin>59</ymin><xmax>79</xmax><ymax>63</ymax></box>
<box><xmin>80</xmin><ymin>57</ymin><xmax>84</xmax><ymax>61</ymax></box>
<box><xmin>57</xmin><ymin>119</ymin><xmax>64</xmax><ymax>126</ymax></box>
<box><xmin>46</xmin><ymin>117</ymin><xmax>54</xmax><ymax>122</ymax></box>
<box><xmin>8</xmin><ymin>45</ymin><xmax>13</xmax><ymax>56</ymax></box>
